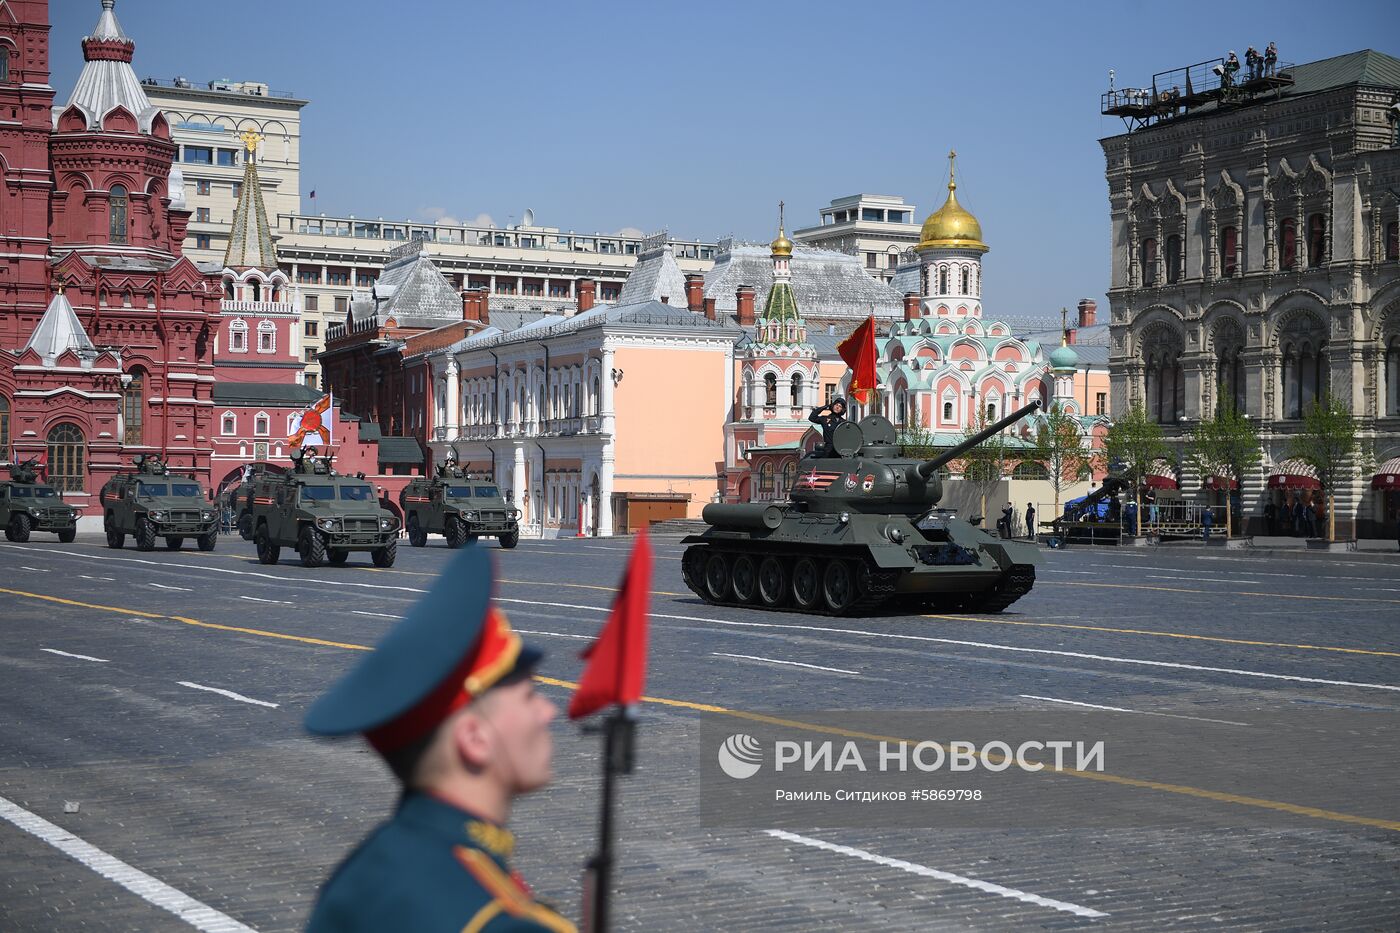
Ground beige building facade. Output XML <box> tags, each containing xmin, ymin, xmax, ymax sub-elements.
<box><xmin>791</xmin><ymin>194</ymin><xmax>921</xmax><ymax>282</ymax></box>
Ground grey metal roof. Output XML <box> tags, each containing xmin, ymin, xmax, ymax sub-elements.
<box><xmin>377</xmin><ymin>436</ymin><xmax>424</xmax><ymax>465</ymax></box>
<box><xmin>59</xmin><ymin>1</ymin><xmax>162</xmax><ymax>134</ymax></box>
<box><xmin>618</xmin><ymin>237</ymin><xmax>691</xmax><ymax>308</ymax></box>
<box><xmin>24</xmin><ymin>291</ymin><xmax>97</xmax><ymax>365</ymax></box>
<box><xmin>78</xmin><ymin>254</ymin><xmax>176</xmax><ymax>273</ymax></box>
<box><xmin>211</xmin><ymin>382</ymin><xmax>324</xmax><ymax>406</ymax></box>
<box><xmin>1018</xmin><ymin>322</ymin><xmax>1111</xmax><ymax>349</ymax></box>
<box><xmin>704</xmin><ymin>243</ymin><xmax>903</xmax><ymax>325</ymax></box>
<box><xmin>349</xmin><ymin>245</ymin><xmax>462</xmax><ymax>329</ymax></box>
<box><xmin>1285</xmin><ymin>49</ymin><xmax>1400</xmax><ymax>95</ymax></box>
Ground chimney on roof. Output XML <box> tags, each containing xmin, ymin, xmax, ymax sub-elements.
<box><xmin>461</xmin><ymin>290</ymin><xmax>480</xmax><ymax>323</ymax></box>
<box><xmin>685</xmin><ymin>273</ymin><xmax>704</xmax><ymax>314</ymax></box>
<box><xmin>1065</xmin><ymin>326</ymin><xmax>1078</xmax><ymax>345</ymax></box>
<box><xmin>735</xmin><ymin>285</ymin><xmax>755</xmax><ymax>326</ymax></box>
<box><xmin>660</xmin><ymin>296</ymin><xmax>669</xmax><ymax>304</ymax></box>
<box><xmin>475</xmin><ymin>286</ymin><xmax>489</xmax><ymax>326</ymax></box>
<box><xmin>903</xmin><ymin>292</ymin><xmax>921</xmax><ymax>322</ymax></box>
<box><xmin>1077</xmin><ymin>298</ymin><xmax>1097</xmax><ymax>328</ymax></box>
<box><xmin>702</xmin><ymin>297</ymin><xmax>717</xmax><ymax>321</ymax></box>
<box><xmin>577</xmin><ymin>278</ymin><xmax>595</xmax><ymax>313</ymax></box>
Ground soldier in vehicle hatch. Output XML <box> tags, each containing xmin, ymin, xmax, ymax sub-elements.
<box><xmin>807</xmin><ymin>397</ymin><xmax>847</xmax><ymax>458</ymax></box>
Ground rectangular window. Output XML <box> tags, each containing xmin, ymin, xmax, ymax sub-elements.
<box><xmin>304</xmin><ymin>321</ymin><xmax>318</xmax><ymax>337</ymax></box>
<box><xmin>824</xmin><ymin>383</ymin><xmax>836</xmax><ymax>403</ymax></box>
<box><xmin>1095</xmin><ymin>392</ymin><xmax>1107</xmax><ymax>416</ymax></box>
<box><xmin>258</xmin><ymin>329</ymin><xmax>274</xmax><ymax>352</ymax></box>
<box><xmin>334</xmin><ymin>296</ymin><xmax>348</xmax><ymax>314</ymax></box>
<box><xmin>184</xmin><ymin>146</ymin><xmax>213</xmax><ymax>165</ymax></box>
<box><xmin>195</xmin><ymin>180</ymin><xmax>211</xmax><ymax>196</ymax></box>
<box><xmin>195</xmin><ymin>234</ymin><xmax>211</xmax><ymax>250</ymax></box>
<box><xmin>304</xmin><ymin>347</ymin><xmax>317</xmax><ymax>362</ymax></box>
<box><xmin>297</xmin><ymin>269</ymin><xmax>320</xmax><ymax>284</ymax></box>
<box><xmin>862</xmin><ymin>208</ymin><xmax>884</xmax><ymax>222</ymax></box>
<box><xmin>1387</xmin><ymin>221</ymin><xmax>1399</xmax><ymax>262</ymax></box>
<box><xmin>327</xmin><ymin>271</ymin><xmax>349</xmax><ymax>286</ymax></box>
<box><xmin>304</xmin><ymin>295</ymin><xmax>318</xmax><ymax>311</ymax></box>
<box><xmin>221</xmin><ymin>414</ymin><xmax>236</xmax><ymax>435</ymax></box>
<box><xmin>888</xmin><ymin>253</ymin><xmax>900</xmax><ymax>269</ymax></box>
<box><xmin>216</xmin><ymin>149</ymin><xmax>237</xmax><ymax>167</ymax></box>
<box><xmin>356</xmin><ymin>273</ymin><xmax>375</xmax><ymax>287</ymax></box>
<box><xmin>865</xmin><ymin>253</ymin><xmax>878</xmax><ymax>269</ymax></box>
<box><xmin>231</xmin><ymin>182</ymin><xmax>242</xmax><ymax>198</ymax></box>
<box><xmin>196</xmin><ymin>207</ymin><xmax>211</xmax><ymax>223</ymax></box>
<box><xmin>304</xmin><ymin>373</ymin><xmax>318</xmax><ymax>390</ymax></box>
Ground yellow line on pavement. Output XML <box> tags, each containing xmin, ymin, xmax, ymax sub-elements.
<box><xmin>9</xmin><ymin>585</ymin><xmax>1397</xmax><ymax>834</ymax></box>
<box><xmin>920</xmin><ymin>614</ymin><xmax>1400</xmax><ymax>659</ymax></box>
<box><xmin>1061</xmin><ymin>580</ymin><xmax>1400</xmax><ymax>605</ymax></box>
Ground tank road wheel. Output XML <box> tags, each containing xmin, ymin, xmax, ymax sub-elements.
<box><xmin>328</xmin><ymin>548</ymin><xmax>349</xmax><ymax>566</ymax></box>
<box><xmin>254</xmin><ymin>525</ymin><xmax>280</xmax><ymax>565</ymax></box>
<box><xmin>10</xmin><ymin>513</ymin><xmax>32</xmax><ymax>543</ymax></box>
<box><xmin>104</xmin><ymin>514</ymin><xmax>124</xmax><ymax>549</ymax></box>
<box><xmin>757</xmin><ymin>556</ymin><xmax>788</xmax><ymax>608</ymax></box>
<box><xmin>498</xmin><ymin>529</ymin><xmax>519</xmax><ymax>550</ymax></box>
<box><xmin>237</xmin><ymin>512</ymin><xmax>253</xmax><ymax>541</ymax></box>
<box><xmin>407</xmin><ymin>514</ymin><xmax>428</xmax><ymax>548</ymax></box>
<box><xmin>681</xmin><ymin>546</ymin><xmax>708</xmax><ymax>595</ymax></box>
<box><xmin>822</xmin><ymin>559</ymin><xmax>858</xmax><ymax>614</ymax></box>
<box><xmin>134</xmin><ymin>517</ymin><xmax>157</xmax><ymax>551</ymax></box>
<box><xmin>58</xmin><ymin>528</ymin><xmax>76</xmax><ymax>544</ymax></box>
<box><xmin>197</xmin><ymin>531</ymin><xmax>217</xmax><ymax>552</ymax></box>
<box><xmin>165</xmin><ymin>537</ymin><xmax>184</xmax><ymax>550</ymax></box>
<box><xmin>730</xmin><ymin>554</ymin><xmax>759</xmax><ymax>603</ymax></box>
<box><xmin>299</xmin><ymin>526</ymin><xmax>327</xmax><ymax>568</ymax></box>
<box><xmin>444</xmin><ymin>516</ymin><xmax>467</xmax><ymax>549</ymax></box>
<box><xmin>371</xmin><ymin>538</ymin><xmax>398</xmax><ymax>568</ymax></box>
<box><xmin>790</xmin><ymin>557</ymin><xmax>821</xmax><ymax>611</ymax></box>
<box><xmin>703</xmin><ymin>552</ymin><xmax>730</xmax><ymax>602</ymax></box>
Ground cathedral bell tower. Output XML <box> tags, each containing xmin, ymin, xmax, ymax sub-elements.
<box><xmin>916</xmin><ymin>151</ymin><xmax>988</xmax><ymax>318</ymax></box>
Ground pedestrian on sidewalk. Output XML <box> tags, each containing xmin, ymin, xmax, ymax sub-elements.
<box><xmin>1201</xmin><ymin>507</ymin><xmax>1213</xmax><ymax>543</ymax></box>
<box><xmin>1000</xmin><ymin>502</ymin><xmax>1014</xmax><ymax>539</ymax></box>
<box><xmin>1025</xmin><ymin>502</ymin><xmax>1036</xmax><ymax>540</ymax></box>
<box><xmin>1292</xmin><ymin>499</ymin><xmax>1305</xmax><ymax>537</ymax></box>
<box><xmin>1264</xmin><ymin>501</ymin><xmax>1277</xmax><ymax>536</ymax></box>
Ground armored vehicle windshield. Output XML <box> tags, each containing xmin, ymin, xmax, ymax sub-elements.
<box><xmin>300</xmin><ymin>484</ymin><xmax>375</xmax><ymax>502</ymax></box>
<box><xmin>9</xmin><ymin>487</ymin><xmax>59</xmax><ymax>499</ymax></box>
<box><xmin>135</xmin><ymin>481</ymin><xmax>203</xmax><ymax>498</ymax></box>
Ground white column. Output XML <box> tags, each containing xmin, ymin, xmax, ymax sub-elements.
<box><xmin>598</xmin><ymin>446</ymin><xmax>615</xmax><ymax>537</ymax></box>
<box><xmin>511</xmin><ymin>443</ymin><xmax>526</xmax><ymax>520</ymax></box>
<box><xmin>445</xmin><ymin>359</ymin><xmax>460</xmax><ymax>439</ymax></box>
<box><xmin>601</xmin><ymin>347</ymin><xmax>616</xmax><ymax>436</ymax></box>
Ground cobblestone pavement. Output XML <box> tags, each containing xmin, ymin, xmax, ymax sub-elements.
<box><xmin>0</xmin><ymin>534</ymin><xmax>1397</xmax><ymax>931</ymax></box>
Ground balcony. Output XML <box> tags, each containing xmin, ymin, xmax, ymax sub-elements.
<box><xmin>220</xmin><ymin>299</ymin><xmax>296</xmax><ymax>316</ymax></box>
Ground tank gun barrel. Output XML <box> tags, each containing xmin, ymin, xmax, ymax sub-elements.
<box><xmin>914</xmin><ymin>400</ymin><xmax>1041</xmax><ymax>480</ymax></box>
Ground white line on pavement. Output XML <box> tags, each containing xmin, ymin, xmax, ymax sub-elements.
<box><xmin>19</xmin><ymin>565</ymin><xmax>50</xmax><ymax>572</ymax></box>
<box><xmin>0</xmin><ymin>795</ymin><xmax>260</xmax><ymax>932</ymax></box>
<box><xmin>1017</xmin><ymin>694</ymin><xmax>1250</xmax><ymax>727</ymax></box>
<box><xmin>177</xmin><ymin>682</ymin><xmax>279</xmax><ymax>709</ymax></box>
<box><xmin>236</xmin><ymin>595</ymin><xmax>290</xmax><ymax>604</ymax></box>
<box><xmin>40</xmin><ymin>648</ymin><xmax>109</xmax><ymax>663</ymax></box>
<box><xmin>149</xmin><ymin>583</ymin><xmax>192</xmax><ymax>592</ymax></box>
<box><xmin>1144</xmin><ymin>574</ymin><xmax>1263</xmax><ymax>584</ymax></box>
<box><xmin>712</xmin><ymin>652</ymin><xmax>860</xmax><ymax>675</ymax></box>
<box><xmin>490</xmin><ymin>597</ymin><xmax>1400</xmax><ymax>694</ymax></box>
<box><xmin>515</xmin><ymin>628</ymin><xmax>592</xmax><ymax>640</ymax></box>
<box><xmin>350</xmin><ymin>610</ymin><xmax>397</xmax><ymax>619</ymax></box>
<box><xmin>78</xmin><ymin>575</ymin><xmax>115</xmax><ymax>582</ymax></box>
<box><xmin>764</xmin><ymin>829</ymin><xmax>1108</xmax><ymax>919</ymax></box>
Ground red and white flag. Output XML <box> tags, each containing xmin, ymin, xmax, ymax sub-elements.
<box><xmin>288</xmin><ymin>393</ymin><xmax>333</xmax><ymax>448</ymax></box>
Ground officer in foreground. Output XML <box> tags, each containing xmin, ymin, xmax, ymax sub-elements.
<box><xmin>304</xmin><ymin>546</ymin><xmax>573</xmax><ymax>932</ymax></box>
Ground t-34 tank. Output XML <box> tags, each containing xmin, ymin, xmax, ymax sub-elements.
<box><xmin>682</xmin><ymin>400</ymin><xmax>1043</xmax><ymax>615</ymax></box>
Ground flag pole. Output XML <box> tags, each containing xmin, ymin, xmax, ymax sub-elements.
<box><xmin>583</xmin><ymin>704</ymin><xmax>636</xmax><ymax>933</ymax></box>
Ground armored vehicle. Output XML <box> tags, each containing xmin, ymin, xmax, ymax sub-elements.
<box><xmin>682</xmin><ymin>401</ymin><xmax>1044</xmax><ymax>615</ymax></box>
<box><xmin>1</xmin><ymin>458</ymin><xmax>77</xmax><ymax>542</ymax></box>
<box><xmin>100</xmin><ymin>456</ymin><xmax>218</xmax><ymax>551</ymax></box>
<box><xmin>400</xmin><ymin>457</ymin><xmax>520</xmax><ymax>549</ymax></box>
<box><xmin>225</xmin><ymin>463</ymin><xmax>279</xmax><ymax>540</ymax></box>
<box><xmin>249</xmin><ymin>448</ymin><xmax>400</xmax><ymax>567</ymax></box>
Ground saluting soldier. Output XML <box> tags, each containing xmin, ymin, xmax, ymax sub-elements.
<box><xmin>304</xmin><ymin>546</ymin><xmax>574</xmax><ymax>932</ymax></box>
<box><xmin>807</xmin><ymin>397</ymin><xmax>847</xmax><ymax>458</ymax></box>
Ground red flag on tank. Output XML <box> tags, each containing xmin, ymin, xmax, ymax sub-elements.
<box><xmin>569</xmin><ymin>529</ymin><xmax>652</xmax><ymax>719</ymax></box>
<box><xmin>837</xmin><ymin>315</ymin><xmax>878</xmax><ymax>404</ymax></box>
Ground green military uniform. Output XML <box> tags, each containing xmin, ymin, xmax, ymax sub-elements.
<box><xmin>306</xmin><ymin>792</ymin><xmax>573</xmax><ymax>932</ymax></box>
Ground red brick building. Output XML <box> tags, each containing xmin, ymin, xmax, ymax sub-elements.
<box><xmin>0</xmin><ymin>0</ymin><xmax>224</xmax><ymax>523</ymax></box>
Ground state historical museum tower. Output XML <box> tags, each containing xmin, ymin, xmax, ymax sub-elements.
<box><xmin>0</xmin><ymin>1</ymin><xmax>221</xmax><ymax>518</ymax></box>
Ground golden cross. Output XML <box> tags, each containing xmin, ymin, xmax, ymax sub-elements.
<box><xmin>948</xmin><ymin>149</ymin><xmax>957</xmax><ymax>187</ymax></box>
<box><xmin>778</xmin><ymin>200</ymin><xmax>785</xmax><ymax>233</ymax></box>
<box><xmin>239</xmin><ymin>129</ymin><xmax>263</xmax><ymax>155</ymax></box>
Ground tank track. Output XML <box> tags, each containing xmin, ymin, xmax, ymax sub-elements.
<box><xmin>966</xmin><ymin>564</ymin><xmax>1036</xmax><ymax>613</ymax></box>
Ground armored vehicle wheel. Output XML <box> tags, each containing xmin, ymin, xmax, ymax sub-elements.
<box><xmin>790</xmin><ymin>557</ymin><xmax>821</xmax><ymax>611</ymax></box>
<box><xmin>757</xmin><ymin>556</ymin><xmax>788</xmax><ymax>607</ymax></box>
<box><xmin>407</xmin><ymin>514</ymin><xmax>428</xmax><ymax>548</ymax></box>
<box><xmin>498</xmin><ymin>529</ymin><xmax>519</xmax><ymax>549</ymax></box>
<box><xmin>703</xmin><ymin>552</ymin><xmax>730</xmax><ymax>601</ymax></box>
<box><xmin>135</xmin><ymin>517</ymin><xmax>157</xmax><ymax>551</ymax></box>
<box><xmin>237</xmin><ymin>513</ymin><xmax>253</xmax><ymax>541</ymax></box>
<box><xmin>3</xmin><ymin>526</ymin><xmax>13</xmax><ymax>542</ymax></box>
<box><xmin>444</xmin><ymin>516</ymin><xmax>467</xmax><ymax>549</ymax></box>
<box><xmin>299</xmin><ymin>526</ymin><xmax>327</xmax><ymax>567</ymax></box>
<box><xmin>105</xmin><ymin>516</ymin><xmax>124</xmax><ymax>549</ymax></box>
<box><xmin>328</xmin><ymin>548</ymin><xmax>348</xmax><ymax>566</ymax></box>
<box><xmin>197</xmin><ymin>531</ymin><xmax>217</xmax><ymax>552</ymax></box>
<box><xmin>822</xmin><ymin>559</ymin><xmax>858</xmax><ymax>614</ymax></box>
<box><xmin>730</xmin><ymin>554</ymin><xmax>759</xmax><ymax>603</ymax></box>
<box><xmin>58</xmin><ymin>528</ymin><xmax>76</xmax><ymax>544</ymax></box>
<box><xmin>10</xmin><ymin>513</ymin><xmax>32</xmax><ymax>543</ymax></box>
<box><xmin>254</xmin><ymin>525</ymin><xmax>280</xmax><ymax>565</ymax></box>
<box><xmin>165</xmin><ymin>537</ymin><xmax>184</xmax><ymax>550</ymax></box>
<box><xmin>371</xmin><ymin>539</ymin><xmax>397</xmax><ymax>568</ymax></box>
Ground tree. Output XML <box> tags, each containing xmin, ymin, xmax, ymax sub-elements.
<box><xmin>896</xmin><ymin>421</ymin><xmax>939</xmax><ymax>461</ymax></box>
<box><xmin>1101</xmin><ymin>401</ymin><xmax>1170</xmax><ymax>535</ymax></box>
<box><xmin>1287</xmin><ymin>394</ymin><xmax>1359</xmax><ymax>542</ymax></box>
<box><xmin>1032</xmin><ymin>406</ymin><xmax>1093</xmax><ymax>520</ymax></box>
<box><xmin>957</xmin><ymin>405</ymin><xmax>1011</xmax><ymax>527</ymax></box>
<box><xmin>1184</xmin><ymin>404</ymin><xmax>1261</xmax><ymax>538</ymax></box>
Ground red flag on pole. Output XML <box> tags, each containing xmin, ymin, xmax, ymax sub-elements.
<box><xmin>837</xmin><ymin>315</ymin><xmax>878</xmax><ymax>404</ymax></box>
<box><xmin>569</xmin><ymin>529</ymin><xmax>652</xmax><ymax>720</ymax></box>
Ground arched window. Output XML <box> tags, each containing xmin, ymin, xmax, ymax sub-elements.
<box><xmin>943</xmin><ymin>400</ymin><xmax>954</xmax><ymax>421</ymax></box>
<box><xmin>224</xmin><ymin>279</ymin><xmax>235</xmax><ymax>300</ymax></box>
<box><xmin>938</xmin><ymin>266</ymin><xmax>949</xmax><ymax>293</ymax></box>
<box><xmin>122</xmin><ymin>369</ymin><xmax>144</xmax><ymax>445</ymax></box>
<box><xmin>1140</xmin><ymin>238</ymin><xmax>1158</xmax><ymax>286</ymax></box>
<box><xmin>1279</xmin><ymin>218</ymin><xmax>1297</xmax><ymax>270</ymax></box>
<box><xmin>895</xmin><ymin>389</ymin><xmax>908</xmax><ymax>425</ymax></box>
<box><xmin>1307</xmin><ymin>213</ymin><xmax>1327</xmax><ymax>267</ymax></box>
<box><xmin>221</xmin><ymin>412</ymin><xmax>236</xmax><ymax>435</ymax></box>
<box><xmin>1012</xmin><ymin>461</ymin><xmax>1049</xmax><ymax>480</ymax></box>
<box><xmin>254</xmin><ymin>412</ymin><xmax>269</xmax><ymax>436</ymax></box>
<box><xmin>229</xmin><ymin>319</ymin><xmax>248</xmax><ymax>352</ymax></box>
<box><xmin>985</xmin><ymin>398</ymin><xmax>999</xmax><ymax>422</ymax></box>
<box><xmin>1385</xmin><ymin>334</ymin><xmax>1400</xmax><ymax>417</ymax></box>
<box><xmin>1219</xmin><ymin>226</ymin><xmax>1238</xmax><ymax>277</ymax></box>
<box><xmin>1281</xmin><ymin>338</ymin><xmax>1328</xmax><ymax>419</ymax></box>
<box><xmin>1386</xmin><ymin>221</ymin><xmax>1398</xmax><ymax>262</ymax></box>
<box><xmin>109</xmin><ymin>184</ymin><xmax>128</xmax><ymax>244</ymax></box>
<box><xmin>0</xmin><ymin>45</ymin><xmax>10</xmax><ymax>83</ymax></box>
<box><xmin>758</xmin><ymin>461</ymin><xmax>774</xmax><ymax>498</ymax></box>
<box><xmin>1165</xmin><ymin>235</ymin><xmax>1181</xmax><ymax>284</ymax></box>
<box><xmin>960</xmin><ymin>267</ymin><xmax>970</xmax><ymax>292</ymax></box>
<box><xmin>763</xmin><ymin>372</ymin><xmax>777</xmax><ymax>408</ymax></box>
<box><xmin>1214</xmin><ymin>327</ymin><xmax>1246</xmax><ymax>416</ymax></box>
<box><xmin>46</xmin><ymin>423</ymin><xmax>85</xmax><ymax>493</ymax></box>
<box><xmin>592</xmin><ymin>376</ymin><xmax>601</xmax><ymax>414</ymax></box>
<box><xmin>0</xmin><ymin>396</ymin><xmax>9</xmax><ymax>453</ymax></box>
<box><xmin>257</xmin><ymin>320</ymin><xmax>275</xmax><ymax>352</ymax></box>
<box><xmin>790</xmin><ymin>372</ymin><xmax>803</xmax><ymax>407</ymax></box>
<box><xmin>1141</xmin><ymin>326</ymin><xmax>1185</xmax><ymax>424</ymax></box>
<box><xmin>780</xmin><ymin>461</ymin><xmax>796</xmax><ymax>497</ymax></box>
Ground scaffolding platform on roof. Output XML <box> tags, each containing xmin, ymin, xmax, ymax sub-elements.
<box><xmin>1102</xmin><ymin>57</ymin><xmax>1294</xmax><ymax>131</ymax></box>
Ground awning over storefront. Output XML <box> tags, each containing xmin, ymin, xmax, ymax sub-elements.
<box><xmin>1204</xmin><ymin>475</ymin><xmax>1239</xmax><ymax>490</ymax></box>
<box><xmin>1143</xmin><ymin>459</ymin><xmax>1177</xmax><ymax>490</ymax></box>
<box><xmin>1267</xmin><ymin>458</ymin><xmax>1321</xmax><ymax>489</ymax></box>
<box><xmin>1370</xmin><ymin>457</ymin><xmax>1400</xmax><ymax>491</ymax></box>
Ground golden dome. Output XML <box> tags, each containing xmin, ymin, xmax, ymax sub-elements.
<box><xmin>917</xmin><ymin>151</ymin><xmax>988</xmax><ymax>254</ymax></box>
<box><xmin>770</xmin><ymin>199</ymin><xmax>793</xmax><ymax>256</ymax></box>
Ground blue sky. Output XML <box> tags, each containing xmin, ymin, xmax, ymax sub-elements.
<box><xmin>51</xmin><ymin>1</ymin><xmax>1393</xmax><ymax>318</ymax></box>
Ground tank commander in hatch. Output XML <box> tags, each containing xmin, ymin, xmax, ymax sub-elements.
<box><xmin>807</xmin><ymin>397</ymin><xmax>847</xmax><ymax>458</ymax></box>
